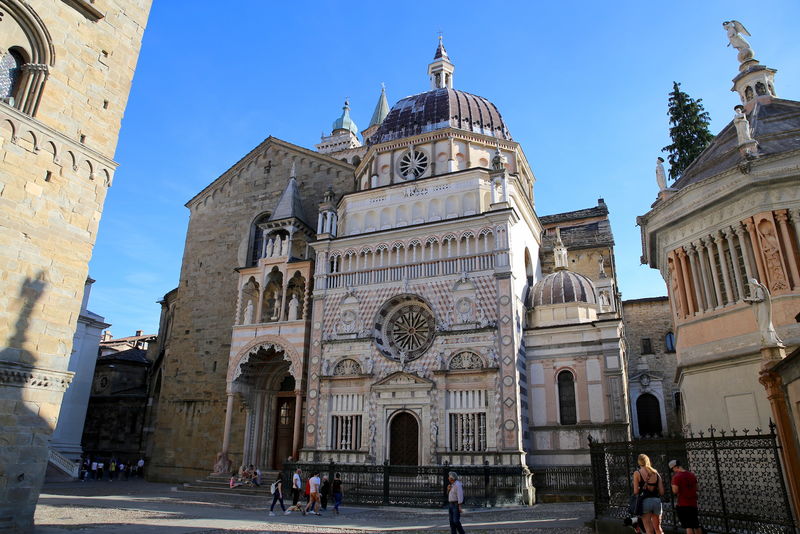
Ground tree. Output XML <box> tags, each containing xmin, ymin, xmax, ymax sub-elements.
<box><xmin>662</xmin><ymin>82</ymin><xmax>714</xmax><ymax>180</ymax></box>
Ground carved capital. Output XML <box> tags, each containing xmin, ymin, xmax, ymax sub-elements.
<box><xmin>734</xmin><ymin>222</ymin><xmax>748</xmax><ymax>237</ymax></box>
<box><xmin>686</xmin><ymin>244</ymin><xmax>698</xmax><ymax>257</ymax></box>
<box><xmin>676</xmin><ymin>247</ymin><xmax>688</xmax><ymax>259</ymax></box>
<box><xmin>774</xmin><ymin>209</ymin><xmax>788</xmax><ymax>224</ymax></box>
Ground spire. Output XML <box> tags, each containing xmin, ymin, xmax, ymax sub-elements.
<box><xmin>368</xmin><ymin>84</ymin><xmax>389</xmax><ymax>128</ymax></box>
<box><xmin>331</xmin><ymin>98</ymin><xmax>359</xmax><ymax>135</ymax></box>
<box><xmin>428</xmin><ymin>35</ymin><xmax>454</xmax><ymax>89</ymax></box>
<box><xmin>723</xmin><ymin>21</ymin><xmax>777</xmax><ymax>109</ymax></box>
<box><xmin>269</xmin><ymin>166</ymin><xmax>308</xmax><ymax>226</ymax></box>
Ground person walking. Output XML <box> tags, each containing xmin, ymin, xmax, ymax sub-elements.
<box><xmin>320</xmin><ymin>475</ymin><xmax>330</xmax><ymax>511</ymax></box>
<box><xmin>137</xmin><ymin>457</ymin><xmax>145</xmax><ymax>478</ymax></box>
<box><xmin>633</xmin><ymin>454</ymin><xmax>665</xmax><ymax>534</ymax></box>
<box><xmin>90</xmin><ymin>460</ymin><xmax>98</xmax><ymax>481</ymax></box>
<box><xmin>291</xmin><ymin>468</ymin><xmax>303</xmax><ymax>509</ymax></box>
<box><xmin>332</xmin><ymin>472</ymin><xmax>343</xmax><ymax>515</ymax></box>
<box><xmin>303</xmin><ymin>471</ymin><xmax>321</xmax><ymax>516</ymax></box>
<box><xmin>670</xmin><ymin>459</ymin><xmax>700</xmax><ymax>534</ymax></box>
<box><xmin>269</xmin><ymin>472</ymin><xmax>288</xmax><ymax>516</ymax></box>
<box><xmin>109</xmin><ymin>459</ymin><xmax>116</xmax><ymax>481</ymax></box>
<box><xmin>447</xmin><ymin>471</ymin><xmax>466</xmax><ymax>534</ymax></box>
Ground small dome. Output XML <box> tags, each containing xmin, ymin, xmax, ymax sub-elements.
<box><xmin>332</xmin><ymin>100</ymin><xmax>358</xmax><ymax>135</ymax></box>
<box><xmin>368</xmin><ymin>88</ymin><xmax>512</xmax><ymax>144</ymax></box>
<box><xmin>530</xmin><ymin>270</ymin><xmax>597</xmax><ymax>307</ymax></box>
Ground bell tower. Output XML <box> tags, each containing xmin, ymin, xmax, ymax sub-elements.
<box><xmin>428</xmin><ymin>36</ymin><xmax>454</xmax><ymax>89</ymax></box>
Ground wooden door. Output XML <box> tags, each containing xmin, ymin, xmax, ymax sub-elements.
<box><xmin>389</xmin><ymin>412</ymin><xmax>419</xmax><ymax>465</ymax></box>
<box><xmin>272</xmin><ymin>397</ymin><xmax>295</xmax><ymax>469</ymax></box>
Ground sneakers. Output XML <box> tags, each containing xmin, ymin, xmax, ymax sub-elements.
<box><xmin>268</xmin><ymin>512</ymin><xmax>275</xmax><ymax>516</ymax></box>
<box><xmin>284</xmin><ymin>510</ymin><xmax>291</xmax><ymax>515</ymax></box>
<box><xmin>314</xmin><ymin>512</ymin><xmax>321</xmax><ymax>516</ymax></box>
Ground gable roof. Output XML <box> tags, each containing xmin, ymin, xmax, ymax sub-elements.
<box><xmin>672</xmin><ymin>98</ymin><xmax>800</xmax><ymax>190</ymax></box>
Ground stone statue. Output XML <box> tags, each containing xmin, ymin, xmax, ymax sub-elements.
<box><xmin>213</xmin><ymin>451</ymin><xmax>232</xmax><ymax>475</ymax></box>
<box><xmin>744</xmin><ymin>278</ymin><xmax>784</xmax><ymax>348</ymax></box>
<box><xmin>733</xmin><ymin>105</ymin><xmax>755</xmax><ymax>144</ymax></box>
<box><xmin>437</xmin><ymin>350</ymin><xmax>446</xmax><ymax>370</ymax></box>
<box><xmin>243</xmin><ymin>299</ymin><xmax>254</xmax><ymax>325</ymax></box>
<box><xmin>398</xmin><ymin>350</ymin><xmax>407</xmax><ymax>368</ymax></box>
<box><xmin>281</xmin><ymin>237</ymin><xmax>289</xmax><ymax>256</ymax></box>
<box><xmin>271</xmin><ymin>291</ymin><xmax>282</xmax><ymax>320</ymax></box>
<box><xmin>430</xmin><ymin>422</ymin><xmax>439</xmax><ymax>445</ymax></box>
<box><xmin>598</xmin><ymin>254</ymin><xmax>607</xmax><ymax>278</ymax></box>
<box><xmin>492</xmin><ymin>146</ymin><xmax>506</xmax><ymax>171</ymax></box>
<box><xmin>265</xmin><ymin>239</ymin><xmax>274</xmax><ymax>257</ymax></box>
<box><xmin>655</xmin><ymin>157</ymin><xmax>667</xmax><ymax>192</ymax></box>
<box><xmin>599</xmin><ymin>290</ymin><xmax>611</xmax><ymax>308</ymax></box>
<box><xmin>322</xmin><ymin>358</ymin><xmax>330</xmax><ymax>376</ymax></box>
<box><xmin>288</xmin><ymin>294</ymin><xmax>300</xmax><ymax>320</ymax></box>
<box><xmin>668</xmin><ymin>258</ymin><xmax>682</xmax><ymax>318</ymax></box>
<box><xmin>364</xmin><ymin>353</ymin><xmax>374</xmax><ymax>374</ymax></box>
<box><xmin>756</xmin><ymin>220</ymin><xmax>789</xmax><ymax>291</ymax></box>
<box><xmin>723</xmin><ymin>20</ymin><xmax>754</xmax><ymax>64</ymax></box>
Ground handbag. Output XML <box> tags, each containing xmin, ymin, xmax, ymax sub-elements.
<box><xmin>628</xmin><ymin>470</ymin><xmax>645</xmax><ymax>516</ymax></box>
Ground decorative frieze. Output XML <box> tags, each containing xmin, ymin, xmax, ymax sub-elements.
<box><xmin>0</xmin><ymin>361</ymin><xmax>72</xmax><ymax>391</ymax></box>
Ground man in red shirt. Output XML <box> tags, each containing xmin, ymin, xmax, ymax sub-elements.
<box><xmin>670</xmin><ymin>459</ymin><xmax>700</xmax><ymax>534</ymax></box>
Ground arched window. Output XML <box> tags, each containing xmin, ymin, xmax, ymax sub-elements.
<box><xmin>665</xmin><ymin>332</ymin><xmax>676</xmax><ymax>353</ymax></box>
<box><xmin>557</xmin><ymin>370</ymin><xmax>577</xmax><ymax>425</ymax></box>
<box><xmin>0</xmin><ymin>49</ymin><xmax>23</xmax><ymax>103</ymax></box>
<box><xmin>249</xmin><ymin>213</ymin><xmax>270</xmax><ymax>266</ymax></box>
<box><xmin>0</xmin><ymin>0</ymin><xmax>55</xmax><ymax>115</ymax></box>
<box><xmin>637</xmin><ymin>393</ymin><xmax>663</xmax><ymax>436</ymax></box>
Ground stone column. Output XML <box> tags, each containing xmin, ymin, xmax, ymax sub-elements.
<box><xmin>292</xmin><ymin>390</ymin><xmax>303</xmax><ymax>461</ymax></box>
<box><xmin>695</xmin><ymin>241</ymin><xmax>714</xmax><ymax>310</ymax></box>
<box><xmin>759</xmin><ymin>351</ymin><xmax>800</xmax><ymax>519</ymax></box>
<box><xmin>448</xmin><ymin>136</ymin><xmax>456</xmax><ymax>172</ymax></box>
<box><xmin>703</xmin><ymin>237</ymin><xmax>723</xmax><ymax>309</ymax></box>
<box><xmin>222</xmin><ymin>392</ymin><xmax>235</xmax><ymax>454</ymax></box>
<box><xmin>735</xmin><ymin>223</ymin><xmax>755</xmax><ymax>283</ymax></box>
<box><xmin>465</xmin><ymin>140</ymin><xmax>472</xmax><ymax>168</ymax></box>
<box><xmin>714</xmin><ymin>231</ymin><xmax>734</xmax><ymax>305</ymax></box>
<box><xmin>677</xmin><ymin>248</ymin><xmax>696</xmax><ymax>315</ymax></box>
<box><xmin>788</xmin><ymin>208</ymin><xmax>800</xmax><ymax>253</ymax></box>
<box><xmin>775</xmin><ymin>210</ymin><xmax>800</xmax><ymax>289</ymax></box>
<box><xmin>686</xmin><ymin>245</ymin><xmax>706</xmax><ymax>312</ymax></box>
<box><xmin>723</xmin><ymin>227</ymin><xmax>745</xmax><ymax>302</ymax></box>
<box><xmin>670</xmin><ymin>250</ymin><xmax>689</xmax><ymax>318</ymax></box>
<box><xmin>744</xmin><ymin>218</ymin><xmax>768</xmax><ymax>283</ymax></box>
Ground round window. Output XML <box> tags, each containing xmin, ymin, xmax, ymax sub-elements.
<box><xmin>373</xmin><ymin>295</ymin><xmax>436</xmax><ymax>361</ymax></box>
<box><xmin>399</xmin><ymin>149</ymin><xmax>429</xmax><ymax>179</ymax></box>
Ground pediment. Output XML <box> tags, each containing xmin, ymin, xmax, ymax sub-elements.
<box><xmin>372</xmin><ymin>371</ymin><xmax>433</xmax><ymax>388</ymax></box>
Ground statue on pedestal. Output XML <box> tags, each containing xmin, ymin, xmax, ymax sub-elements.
<box><xmin>655</xmin><ymin>157</ymin><xmax>667</xmax><ymax>192</ymax></box>
<box><xmin>243</xmin><ymin>299</ymin><xmax>253</xmax><ymax>325</ymax></box>
<box><xmin>723</xmin><ymin>20</ymin><xmax>754</xmax><ymax>64</ymax></box>
<box><xmin>288</xmin><ymin>294</ymin><xmax>300</xmax><ymax>320</ymax></box>
<box><xmin>213</xmin><ymin>452</ymin><xmax>232</xmax><ymax>475</ymax></box>
<box><xmin>744</xmin><ymin>278</ymin><xmax>784</xmax><ymax>348</ymax></box>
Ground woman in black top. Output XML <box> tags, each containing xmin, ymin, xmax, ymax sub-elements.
<box><xmin>633</xmin><ymin>454</ymin><xmax>665</xmax><ymax>534</ymax></box>
<box><xmin>269</xmin><ymin>472</ymin><xmax>287</xmax><ymax>516</ymax></box>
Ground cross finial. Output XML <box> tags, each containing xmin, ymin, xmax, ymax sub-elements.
<box><xmin>437</xmin><ymin>30</ymin><xmax>443</xmax><ymax>41</ymax></box>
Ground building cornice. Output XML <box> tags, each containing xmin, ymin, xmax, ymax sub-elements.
<box><xmin>0</xmin><ymin>360</ymin><xmax>73</xmax><ymax>392</ymax></box>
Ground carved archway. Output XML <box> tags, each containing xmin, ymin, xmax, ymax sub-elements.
<box><xmin>227</xmin><ymin>334</ymin><xmax>302</xmax><ymax>386</ymax></box>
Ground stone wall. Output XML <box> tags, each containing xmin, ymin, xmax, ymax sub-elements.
<box><xmin>148</xmin><ymin>140</ymin><xmax>354</xmax><ymax>482</ymax></box>
<box><xmin>622</xmin><ymin>297</ymin><xmax>681</xmax><ymax>436</ymax></box>
<box><xmin>0</xmin><ymin>1</ymin><xmax>151</xmax><ymax>530</ymax></box>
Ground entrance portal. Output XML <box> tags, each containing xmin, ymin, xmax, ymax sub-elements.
<box><xmin>389</xmin><ymin>412</ymin><xmax>419</xmax><ymax>465</ymax></box>
<box><xmin>272</xmin><ymin>396</ymin><xmax>295</xmax><ymax>469</ymax></box>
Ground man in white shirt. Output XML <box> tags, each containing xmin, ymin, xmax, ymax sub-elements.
<box><xmin>137</xmin><ymin>458</ymin><xmax>145</xmax><ymax>478</ymax></box>
<box><xmin>291</xmin><ymin>468</ymin><xmax>303</xmax><ymax>509</ymax></box>
<box><xmin>447</xmin><ymin>471</ymin><xmax>466</xmax><ymax>534</ymax></box>
<box><xmin>303</xmin><ymin>471</ymin><xmax>322</xmax><ymax>516</ymax></box>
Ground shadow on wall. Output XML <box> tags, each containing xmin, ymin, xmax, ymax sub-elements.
<box><xmin>0</xmin><ymin>272</ymin><xmax>53</xmax><ymax>531</ymax></box>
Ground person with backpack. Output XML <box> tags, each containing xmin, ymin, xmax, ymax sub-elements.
<box><xmin>633</xmin><ymin>454</ymin><xmax>665</xmax><ymax>534</ymax></box>
<box><xmin>268</xmin><ymin>472</ymin><xmax>288</xmax><ymax>516</ymax></box>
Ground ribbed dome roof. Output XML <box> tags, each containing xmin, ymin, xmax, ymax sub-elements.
<box><xmin>530</xmin><ymin>270</ymin><xmax>598</xmax><ymax>307</ymax></box>
<box><xmin>367</xmin><ymin>88</ymin><xmax>512</xmax><ymax>145</ymax></box>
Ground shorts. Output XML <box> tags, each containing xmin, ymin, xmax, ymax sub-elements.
<box><xmin>641</xmin><ymin>497</ymin><xmax>662</xmax><ymax>515</ymax></box>
<box><xmin>676</xmin><ymin>506</ymin><xmax>700</xmax><ymax>528</ymax></box>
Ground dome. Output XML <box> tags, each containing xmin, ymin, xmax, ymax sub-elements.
<box><xmin>331</xmin><ymin>99</ymin><xmax>359</xmax><ymax>135</ymax></box>
<box><xmin>530</xmin><ymin>270</ymin><xmax>598</xmax><ymax>307</ymax></box>
<box><xmin>367</xmin><ymin>88</ymin><xmax>512</xmax><ymax>145</ymax></box>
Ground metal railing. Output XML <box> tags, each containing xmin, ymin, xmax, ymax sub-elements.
<box><xmin>284</xmin><ymin>461</ymin><xmax>532</xmax><ymax>508</ymax></box>
<box><xmin>532</xmin><ymin>465</ymin><xmax>592</xmax><ymax>493</ymax></box>
<box><xmin>589</xmin><ymin>423</ymin><xmax>797</xmax><ymax>533</ymax></box>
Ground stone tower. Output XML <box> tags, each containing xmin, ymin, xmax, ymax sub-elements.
<box><xmin>0</xmin><ymin>0</ymin><xmax>151</xmax><ymax>530</ymax></box>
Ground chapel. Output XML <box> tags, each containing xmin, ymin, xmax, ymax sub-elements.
<box><xmin>146</xmin><ymin>39</ymin><xmax>631</xmax><ymax>495</ymax></box>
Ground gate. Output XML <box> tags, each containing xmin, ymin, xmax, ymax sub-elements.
<box><xmin>589</xmin><ymin>422</ymin><xmax>797</xmax><ymax>533</ymax></box>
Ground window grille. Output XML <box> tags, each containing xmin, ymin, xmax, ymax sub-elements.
<box><xmin>558</xmin><ymin>370</ymin><xmax>577</xmax><ymax>425</ymax></box>
<box><xmin>330</xmin><ymin>415</ymin><xmax>362</xmax><ymax>450</ymax></box>
<box><xmin>448</xmin><ymin>412</ymin><xmax>486</xmax><ymax>452</ymax></box>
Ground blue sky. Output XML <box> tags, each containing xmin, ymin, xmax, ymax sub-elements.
<box><xmin>87</xmin><ymin>0</ymin><xmax>800</xmax><ymax>337</ymax></box>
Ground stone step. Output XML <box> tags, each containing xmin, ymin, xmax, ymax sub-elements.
<box><xmin>178</xmin><ymin>483</ymin><xmax>271</xmax><ymax>496</ymax></box>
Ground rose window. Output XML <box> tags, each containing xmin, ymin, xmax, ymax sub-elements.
<box><xmin>399</xmin><ymin>150</ymin><xmax>429</xmax><ymax>179</ymax></box>
<box><xmin>373</xmin><ymin>295</ymin><xmax>436</xmax><ymax>361</ymax></box>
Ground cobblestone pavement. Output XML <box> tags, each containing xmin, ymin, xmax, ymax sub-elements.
<box><xmin>35</xmin><ymin>480</ymin><xmax>593</xmax><ymax>533</ymax></box>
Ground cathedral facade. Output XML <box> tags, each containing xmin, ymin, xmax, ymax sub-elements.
<box><xmin>149</xmin><ymin>41</ymin><xmax>630</xmax><ymax>488</ymax></box>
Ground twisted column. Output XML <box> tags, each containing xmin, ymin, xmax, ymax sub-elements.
<box><xmin>686</xmin><ymin>245</ymin><xmax>706</xmax><ymax>312</ymax></box>
<box><xmin>714</xmin><ymin>231</ymin><xmax>734</xmax><ymax>306</ymax></box>
<box><xmin>703</xmin><ymin>237</ymin><xmax>723</xmax><ymax>308</ymax></box>
<box><xmin>723</xmin><ymin>227</ymin><xmax>745</xmax><ymax>302</ymax></box>
<box><xmin>694</xmin><ymin>241</ymin><xmax>714</xmax><ymax>310</ymax></box>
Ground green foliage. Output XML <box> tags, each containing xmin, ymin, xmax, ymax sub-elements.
<box><xmin>662</xmin><ymin>82</ymin><xmax>714</xmax><ymax>180</ymax></box>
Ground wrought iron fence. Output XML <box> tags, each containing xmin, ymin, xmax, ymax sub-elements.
<box><xmin>589</xmin><ymin>423</ymin><xmax>797</xmax><ymax>534</ymax></box>
<box><xmin>284</xmin><ymin>461</ymin><xmax>532</xmax><ymax>508</ymax></box>
<box><xmin>532</xmin><ymin>465</ymin><xmax>593</xmax><ymax>493</ymax></box>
